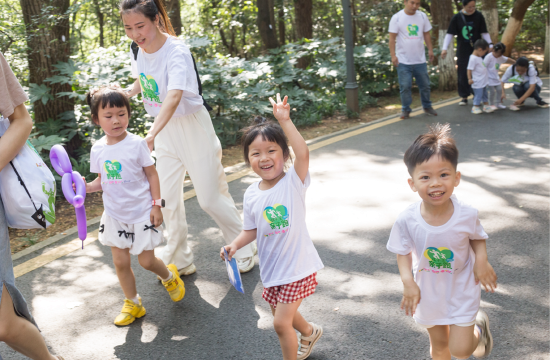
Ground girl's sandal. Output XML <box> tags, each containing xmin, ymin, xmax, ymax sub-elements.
<box><xmin>297</xmin><ymin>322</ymin><xmax>323</xmax><ymax>360</ymax></box>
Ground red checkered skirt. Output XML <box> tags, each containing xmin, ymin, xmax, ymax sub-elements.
<box><xmin>262</xmin><ymin>273</ymin><xmax>318</xmax><ymax>308</ymax></box>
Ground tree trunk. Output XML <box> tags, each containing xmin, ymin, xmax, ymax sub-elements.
<box><xmin>481</xmin><ymin>0</ymin><xmax>498</xmax><ymax>45</ymax></box>
<box><xmin>165</xmin><ymin>0</ymin><xmax>183</xmax><ymax>36</ymax></box>
<box><xmin>543</xmin><ymin>5</ymin><xmax>549</xmax><ymax>73</ymax></box>
<box><xmin>257</xmin><ymin>0</ymin><xmax>280</xmax><ymax>49</ymax></box>
<box><xmin>501</xmin><ymin>0</ymin><xmax>536</xmax><ymax>56</ymax></box>
<box><xmin>95</xmin><ymin>2</ymin><xmax>105</xmax><ymax>47</ymax></box>
<box><xmin>19</xmin><ymin>0</ymin><xmax>75</xmax><ymax>124</ymax></box>
<box><xmin>433</xmin><ymin>0</ymin><xmax>457</xmax><ymax>91</ymax></box>
<box><xmin>293</xmin><ymin>0</ymin><xmax>312</xmax><ymax>68</ymax></box>
<box><xmin>268</xmin><ymin>0</ymin><xmax>278</xmax><ymax>42</ymax></box>
<box><xmin>278</xmin><ymin>0</ymin><xmax>286</xmax><ymax>45</ymax></box>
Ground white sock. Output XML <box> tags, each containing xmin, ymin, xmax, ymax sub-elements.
<box><xmin>162</xmin><ymin>271</ymin><xmax>172</xmax><ymax>282</ymax></box>
<box><xmin>130</xmin><ymin>295</ymin><xmax>140</xmax><ymax>304</ymax></box>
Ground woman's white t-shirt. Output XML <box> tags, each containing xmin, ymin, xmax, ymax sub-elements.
<box><xmin>130</xmin><ymin>36</ymin><xmax>204</xmax><ymax>117</ymax></box>
<box><xmin>501</xmin><ymin>64</ymin><xmax>543</xmax><ymax>87</ymax></box>
<box><xmin>467</xmin><ymin>54</ymin><xmax>488</xmax><ymax>89</ymax></box>
<box><xmin>483</xmin><ymin>53</ymin><xmax>508</xmax><ymax>86</ymax></box>
<box><xmin>243</xmin><ymin>166</ymin><xmax>324</xmax><ymax>288</ymax></box>
<box><xmin>90</xmin><ymin>133</ymin><xmax>155</xmax><ymax>224</ymax></box>
<box><xmin>386</xmin><ymin>195</ymin><xmax>488</xmax><ymax>326</ymax></box>
<box><xmin>388</xmin><ymin>10</ymin><xmax>432</xmax><ymax>65</ymax></box>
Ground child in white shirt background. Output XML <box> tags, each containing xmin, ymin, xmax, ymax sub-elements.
<box><xmin>467</xmin><ymin>39</ymin><xmax>493</xmax><ymax>115</ymax></box>
<box><xmin>483</xmin><ymin>42</ymin><xmax>514</xmax><ymax>110</ymax></box>
<box><xmin>387</xmin><ymin>123</ymin><xmax>497</xmax><ymax>360</ymax></box>
<box><xmin>221</xmin><ymin>94</ymin><xmax>324</xmax><ymax>360</ymax></box>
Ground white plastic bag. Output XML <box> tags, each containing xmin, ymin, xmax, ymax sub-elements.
<box><xmin>0</xmin><ymin>117</ymin><xmax>56</xmax><ymax>229</ymax></box>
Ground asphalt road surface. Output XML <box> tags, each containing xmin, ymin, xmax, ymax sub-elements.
<box><xmin>2</xmin><ymin>81</ymin><xmax>549</xmax><ymax>360</ymax></box>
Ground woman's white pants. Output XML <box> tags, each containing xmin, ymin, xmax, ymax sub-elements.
<box><xmin>155</xmin><ymin>106</ymin><xmax>253</xmax><ymax>269</ymax></box>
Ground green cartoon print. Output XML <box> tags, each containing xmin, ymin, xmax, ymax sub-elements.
<box><xmin>508</xmin><ymin>75</ymin><xmax>523</xmax><ymax>84</ymax></box>
<box><xmin>462</xmin><ymin>25</ymin><xmax>473</xmax><ymax>40</ymax></box>
<box><xmin>42</xmin><ymin>181</ymin><xmax>56</xmax><ymax>224</ymax></box>
<box><xmin>104</xmin><ymin>160</ymin><xmax>122</xmax><ymax>180</ymax></box>
<box><xmin>424</xmin><ymin>247</ymin><xmax>454</xmax><ymax>269</ymax></box>
<box><xmin>407</xmin><ymin>24</ymin><xmax>419</xmax><ymax>37</ymax></box>
<box><xmin>263</xmin><ymin>204</ymin><xmax>289</xmax><ymax>230</ymax></box>
<box><xmin>139</xmin><ymin>74</ymin><xmax>161</xmax><ymax>103</ymax></box>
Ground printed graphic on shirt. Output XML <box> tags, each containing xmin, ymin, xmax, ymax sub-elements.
<box><xmin>407</xmin><ymin>24</ymin><xmax>419</xmax><ymax>37</ymax></box>
<box><xmin>462</xmin><ymin>25</ymin><xmax>473</xmax><ymax>40</ymax></box>
<box><xmin>423</xmin><ymin>246</ymin><xmax>454</xmax><ymax>271</ymax></box>
<box><xmin>263</xmin><ymin>204</ymin><xmax>289</xmax><ymax>230</ymax></box>
<box><xmin>495</xmin><ymin>63</ymin><xmax>501</xmax><ymax>70</ymax></box>
<box><xmin>139</xmin><ymin>73</ymin><xmax>161</xmax><ymax>103</ymax></box>
<box><xmin>508</xmin><ymin>75</ymin><xmax>523</xmax><ymax>84</ymax></box>
<box><xmin>104</xmin><ymin>160</ymin><xmax>122</xmax><ymax>180</ymax></box>
<box><xmin>42</xmin><ymin>181</ymin><xmax>56</xmax><ymax>224</ymax></box>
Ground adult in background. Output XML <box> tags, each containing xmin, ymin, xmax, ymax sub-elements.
<box><xmin>442</xmin><ymin>0</ymin><xmax>493</xmax><ymax>106</ymax></box>
<box><xmin>389</xmin><ymin>0</ymin><xmax>438</xmax><ymax>120</ymax></box>
<box><xmin>0</xmin><ymin>53</ymin><xmax>63</xmax><ymax>360</ymax></box>
<box><xmin>121</xmin><ymin>0</ymin><xmax>256</xmax><ymax>275</ymax></box>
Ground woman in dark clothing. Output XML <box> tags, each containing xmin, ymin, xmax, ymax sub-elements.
<box><xmin>0</xmin><ymin>52</ymin><xmax>63</xmax><ymax>360</ymax></box>
<box><xmin>441</xmin><ymin>0</ymin><xmax>493</xmax><ymax>105</ymax></box>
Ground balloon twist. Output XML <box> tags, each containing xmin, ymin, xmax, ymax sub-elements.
<box><xmin>49</xmin><ymin>145</ymin><xmax>88</xmax><ymax>247</ymax></box>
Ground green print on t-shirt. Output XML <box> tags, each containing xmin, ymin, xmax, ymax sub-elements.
<box><xmin>263</xmin><ymin>204</ymin><xmax>289</xmax><ymax>230</ymax></box>
<box><xmin>461</xmin><ymin>25</ymin><xmax>473</xmax><ymax>40</ymax></box>
<box><xmin>139</xmin><ymin>73</ymin><xmax>162</xmax><ymax>103</ymax></box>
<box><xmin>508</xmin><ymin>75</ymin><xmax>523</xmax><ymax>84</ymax></box>
<box><xmin>407</xmin><ymin>24</ymin><xmax>419</xmax><ymax>37</ymax></box>
<box><xmin>424</xmin><ymin>247</ymin><xmax>454</xmax><ymax>269</ymax></box>
<box><xmin>104</xmin><ymin>160</ymin><xmax>122</xmax><ymax>180</ymax></box>
<box><xmin>42</xmin><ymin>181</ymin><xmax>56</xmax><ymax>224</ymax></box>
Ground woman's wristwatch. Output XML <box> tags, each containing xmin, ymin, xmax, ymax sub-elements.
<box><xmin>152</xmin><ymin>199</ymin><xmax>165</xmax><ymax>208</ymax></box>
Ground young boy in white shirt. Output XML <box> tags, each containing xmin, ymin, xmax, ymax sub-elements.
<box><xmin>387</xmin><ymin>123</ymin><xmax>497</xmax><ymax>359</ymax></box>
<box><xmin>467</xmin><ymin>39</ymin><xmax>493</xmax><ymax>115</ymax></box>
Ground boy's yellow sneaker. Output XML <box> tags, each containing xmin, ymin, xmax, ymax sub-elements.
<box><xmin>162</xmin><ymin>264</ymin><xmax>185</xmax><ymax>302</ymax></box>
<box><xmin>114</xmin><ymin>298</ymin><xmax>146</xmax><ymax>326</ymax></box>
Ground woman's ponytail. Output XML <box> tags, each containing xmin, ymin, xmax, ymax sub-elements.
<box><xmin>153</xmin><ymin>0</ymin><xmax>176</xmax><ymax>37</ymax></box>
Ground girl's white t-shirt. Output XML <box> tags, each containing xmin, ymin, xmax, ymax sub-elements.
<box><xmin>388</xmin><ymin>10</ymin><xmax>432</xmax><ymax>65</ymax></box>
<box><xmin>483</xmin><ymin>53</ymin><xmax>508</xmax><ymax>86</ymax></box>
<box><xmin>467</xmin><ymin>54</ymin><xmax>488</xmax><ymax>89</ymax></box>
<box><xmin>130</xmin><ymin>36</ymin><xmax>204</xmax><ymax>117</ymax></box>
<box><xmin>501</xmin><ymin>64</ymin><xmax>543</xmax><ymax>87</ymax></box>
<box><xmin>386</xmin><ymin>195</ymin><xmax>488</xmax><ymax>326</ymax></box>
<box><xmin>243</xmin><ymin>166</ymin><xmax>324</xmax><ymax>288</ymax></box>
<box><xmin>90</xmin><ymin>133</ymin><xmax>155</xmax><ymax>224</ymax></box>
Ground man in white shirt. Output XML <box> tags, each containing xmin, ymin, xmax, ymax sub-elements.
<box><xmin>389</xmin><ymin>0</ymin><xmax>437</xmax><ymax>119</ymax></box>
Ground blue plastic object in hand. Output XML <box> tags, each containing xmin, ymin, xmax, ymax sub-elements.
<box><xmin>223</xmin><ymin>247</ymin><xmax>245</xmax><ymax>294</ymax></box>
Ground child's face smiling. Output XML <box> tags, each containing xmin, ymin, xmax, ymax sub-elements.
<box><xmin>248</xmin><ymin>135</ymin><xmax>286</xmax><ymax>182</ymax></box>
<box><xmin>408</xmin><ymin>155</ymin><xmax>461</xmax><ymax>207</ymax></box>
<box><xmin>96</xmin><ymin>105</ymin><xmax>129</xmax><ymax>143</ymax></box>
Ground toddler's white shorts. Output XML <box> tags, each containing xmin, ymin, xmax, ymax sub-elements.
<box><xmin>416</xmin><ymin>320</ymin><xmax>476</xmax><ymax>329</ymax></box>
<box><xmin>98</xmin><ymin>212</ymin><xmax>164</xmax><ymax>255</ymax></box>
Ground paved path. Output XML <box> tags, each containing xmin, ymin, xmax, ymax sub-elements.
<box><xmin>3</xmin><ymin>82</ymin><xmax>549</xmax><ymax>360</ymax></box>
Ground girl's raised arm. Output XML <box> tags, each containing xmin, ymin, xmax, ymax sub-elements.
<box><xmin>269</xmin><ymin>94</ymin><xmax>309</xmax><ymax>182</ymax></box>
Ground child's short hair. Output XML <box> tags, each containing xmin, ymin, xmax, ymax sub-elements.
<box><xmin>86</xmin><ymin>84</ymin><xmax>131</xmax><ymax>125</ymax></box>
<box><xmin>241</xmin><ymin>116</ymin><xmax>290</xmax><ymax>165</ymax></box>
<box><xmin>474</xmin><ymin>39</ymin><xmax>489</xmax><ymax>50</ymax></box>
<box><xmin>403</xmin><ymin>123</ymin><xmax>458</xmax><ymax>175</ymax></box>
<box><xmin>493</xmin><ymin>42</ymin><xmax>506</xmax><ymax>54</ymax></box>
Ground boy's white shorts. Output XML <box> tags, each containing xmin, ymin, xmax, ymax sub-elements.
<box><xmin>98</xmin><ymin>212</ymin><xmax>165</xmax><ymax>255</ymax></box>
<box><xmin>416</xmin><ymin>320</ymin><xmax>476</xmax><ymax>329</ymax></box>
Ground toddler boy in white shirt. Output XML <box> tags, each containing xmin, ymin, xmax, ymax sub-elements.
<box><xmin>467</xmin><ymin>39</ymin><xmax>493</xmax><ymax>115</ymax></box>
<box><xmin>387</xmin><ymin>123</ymin><xmax>497</xmax><ymax>359</ymax></box>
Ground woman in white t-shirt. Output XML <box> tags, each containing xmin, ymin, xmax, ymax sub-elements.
<box><xmin>387</xmin><ymin>124</ymin><xmax>497</xmax><ymax>359</ymax></box>
<box><xmin>120</xmin><ymin>0</ymin><xmax>256</xmax><ymax>275</ymax></box>
<box><xmin>501</xmin><ymin>56</ymin><xmax>549</xmax><ymax>110</ymax></box>
<box><xmin>220</xmin><ymin>95</ymin><xmax>324</xmax><ymax>360</ymax></box>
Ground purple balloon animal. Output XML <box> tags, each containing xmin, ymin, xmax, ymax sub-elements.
<box><xmin>50</xmin><ymin>145</ymin><xmax>87</xmax><ymax>248</ymax></box>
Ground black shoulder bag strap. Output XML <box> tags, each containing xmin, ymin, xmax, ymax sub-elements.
<box><xmin>459</xmin><ymin>11</ymin><xmax>474</xmax><ymax>48</ymax></box>
<box><xmin>131</xmin><ymin>41</ymin><xmax>213</xmax><ymax>112</ymax></box>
